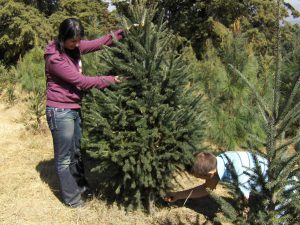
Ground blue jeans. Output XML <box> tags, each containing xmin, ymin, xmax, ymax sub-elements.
<box><xmin>46</xmin><ymin>107</ymin><xmax>87</xmax><ymax>206</ymax></box>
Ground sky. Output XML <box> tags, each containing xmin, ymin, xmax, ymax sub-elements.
<box><xmin>286</xmin><ymin>0</ymin><xmax>300</xmax><ymax>11</ymax></box>
<box><xmin>103</xmin><ymin>0</ymin><xmax>116</xmax><ymax>12</ymax></box>
<box><xmin>286</xmin><ymin>0</ymin><xmax>300</xmax><ymax>23</ymax></box>
<box><xmin>105</xmin><ymin>0</ymin><xmax>300</xmax><ymax>23</ymax></box>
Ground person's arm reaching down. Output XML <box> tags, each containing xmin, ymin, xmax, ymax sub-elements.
<box><xmin>164</xmin><ymin>178</ymin><xmax>219</xmax><ymax>202</ymax></box>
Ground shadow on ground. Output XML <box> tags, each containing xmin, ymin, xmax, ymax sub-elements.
<box><xmin>166</xmin><ymin>196</ymin><xmax>222</xmax><ymax>224</ymax></box>
<box><xmin>35</xmin><ymin>156</ymin><xmax>111</xmax><ymax>204</ymax></box>
<box><xmin>36</xmin><ymin>157</ymin><xmax>225</xmax><ymax>225</ymax></box>
<box><xmin>36</xmin><ymin>159</ymin><xmax>61</xmax><ymax>201</ymax></box>
<box><xmin>175</xmin><ymin>196</ymin><xmax>220</xmax><ymax>218</ymax></box>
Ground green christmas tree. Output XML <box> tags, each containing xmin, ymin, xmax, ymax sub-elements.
<box><xmin>210</xmin><ymin>1</ymin><xmax>300</xmax><ymax>224</ymax></box>
<box><xmin>16</xmin><ymin>47</ymin><xmax>46</xmax><ymax>130</ymax></box>
<box><xmin>0</xmin><ymin>63</ymin><xmax>17</xmax><ymax>104</ymax></box>
<box><xmin>82</xmin><ymin>0</ymin><xmax>205</xmax><ymax>212</ymax></box>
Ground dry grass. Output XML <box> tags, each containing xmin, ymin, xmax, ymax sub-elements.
<box><xmin>0</xmin><ymin>99</ymin><xmax>226</xmax><ymax>225</ymax></box>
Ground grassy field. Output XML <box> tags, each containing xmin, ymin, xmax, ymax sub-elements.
<box><xmin>0</xmin><ymin>99</ymin><xmax>227</xmax><ymax>225</ymax></box>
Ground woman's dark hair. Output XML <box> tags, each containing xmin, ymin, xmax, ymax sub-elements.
<box><xmin>56</xmin><ymin>18</ymin><xmax>84</xmax><ymax>54</ymax></box>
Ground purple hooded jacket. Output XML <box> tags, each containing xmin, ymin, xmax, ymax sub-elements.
<box><xmin>44</xmin><ymin>30</ymin><xmax>123</xmax><ymax>109</ymax></box>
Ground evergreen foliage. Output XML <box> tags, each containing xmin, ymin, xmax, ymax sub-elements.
<box><xmin>16</xmin><ymin>47</ymin><xmax>46</xmax><ymax>130</ymax></box>
<box><xmin>281</xmin><ymin>24</ymin><xmax>300</xmax><ymax>138</ymax></box>
<box><xmin>0</xmin><ymin>0</ymin><xmax>116</xmax><ymax>65</ymax></box>
<box><xmin>16</xmin><ymin>0</ymin><xmax>59</xmax><ymax>16</ymax></box>
<box><xmin>82</xmin><ymin>0</ymin><xmax>205</xmax><ymax>212</ymax></box>
<box><xmin>0</xmin><ymin>64</ymin><xmax>18</xmax><ymax>104</ymax></box>
<box><xmin>49</xmin><ymin>0</ymin><xmax>116</xmax><ymax>38</ymax></box>
<box><xmin>0</xmin><ymin>0</ymin><xmax>52</xmax><ymax>64</ymax></box>
<box><xmin>0</xmin><ymin>64</ymin><xmax>8</xmax><ymax>95</ymax></box>
<box><xmin>210</xmin><ymin>1</ymin><xmax>300</xmax><ymax>224</ymax></box>
<box><xmin>153</xmin><ymin>0</ymin><xmax>294</xmax><ymax>57</ymax></box>
<box><xmin>188</xmin><ymin>20</ymin><xmax>266</xmax><ymax>149</ymax></box>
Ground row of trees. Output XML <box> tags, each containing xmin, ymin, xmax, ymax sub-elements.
<box><xmin>1</xmin><ymin>0</ymin><xmax>298</xmax><ymax>64</ymax></box>
<box><xmin>1</xmin><ymin>0</ymin><xmax>300</xmax><ymax>223</ymax></box>
<box><xmin>0</xmin><ymin>0</ymin><xmax>115</xmax><ymax>64</ymax></box>
<box><xmin>2</xmin><ymin>0</ymin><xmax>299</xmax><ymax>147</ymax></box>
<box><xmin>81</xmin><ymin>2</ymin><xmax>300</xmax><ymax>224</ymax></box>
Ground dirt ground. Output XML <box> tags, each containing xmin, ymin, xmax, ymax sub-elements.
<box><xmin>0</xmin><ymin>99</ymin><xmax>225</xmax><ymax>225</ymax></box>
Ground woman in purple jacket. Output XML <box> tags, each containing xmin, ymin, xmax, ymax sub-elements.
<box><xmin>44</xmin><ymin>18</ymin><xmax>123</xmax><ymax>208</ymax></box>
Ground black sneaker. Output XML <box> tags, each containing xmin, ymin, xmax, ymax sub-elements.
<box><xmin>79</xmin><ymin>186</ymin><xmax>93</xmax><ymax>200</ymax></box>
<box><xmin>69</xmin><ymin>199</ymin><xmax>85</xmax><ymax>208</ymax></box>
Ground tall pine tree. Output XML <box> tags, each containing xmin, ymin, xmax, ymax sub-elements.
<box><xmin>16</xmin><ymin>47</ymin><xmax>46</xmax><ymax>130</ymax></box>
<box><xmin>82</xmin><ymin>0</ymin><xmax>205</xmax><ymax>212</ymax></box>
<box><xmin>187</xmin><ymin>19</ymin><xmax>267</xmax><ymax>149</ymax></box>
<box><xmin>210</xmin><ymin>0</ymin><xmax>300</xmax><ymax>224</ymax></box>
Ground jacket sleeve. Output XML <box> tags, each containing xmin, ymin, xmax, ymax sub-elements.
<box><xmin>48</xmin><ymin>56</ymin><xmax>116</xmax><ymax>90</ymax></box>
<box><xmin>79</xmin><ymin>29</ymin><xmax>123</xmax><ymax>54</ymax></box>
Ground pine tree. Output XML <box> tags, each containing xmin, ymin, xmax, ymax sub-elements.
<box><xmin>210</xmin><ymin>1</ymin><xmax>300</xmax><ymax>224</ymax></box>
<box><xmin>17</xmin><ymin>0</ymin><xmax>59</xmax><ymax>16</ymax></box>
<box><xmin>0</xmin><ymin>63</ymin><xmax>17</xmax><ymax>104</ymax></box>
<box><xmin>16</xmin><ymin>47</ymin><xmax>46</xmax><ymax>130</ymax></box>
<box><xmin>0</xmin><ymin>0</ymin><xmax>52</xmax><ymax>64</ymax></box>
<box><xmin>153</xmin><ymin>0</ymin><xmax>293</xmax><ymax>57</ymax></box>
<box><xmin>281</xmin><ymin>24</ymin><xmax>300</xmax><ymax>148</ymax></box>
<box><xmin>82</xmin><ymin>0</ymin><xmax>205</xmax><ymax>212</ymax></box>
<box><xmin>0</xmin><ymin>63</ymin><xmax>8</xmax><ymax>96</ymax></box>
<box><xmin>48</xmin><ymin>0</ymin><xmax>116</xmax><ymax>38</ymax></box>
<box><xmin>189</xmin><ymin>20</ymin><xmax>267</xmax><ymax>149</ymax></box>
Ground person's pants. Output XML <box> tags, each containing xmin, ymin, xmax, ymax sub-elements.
<box><xmin>46</xmin><ymin>107</ymin><xmax>87</xmax><ymax>206</ymax></box>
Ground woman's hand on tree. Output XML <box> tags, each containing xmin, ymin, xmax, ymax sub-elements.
<box><xmin>127</xmin><ymin>23</ymin><xmax>143</xmax><ymax>30</ymax></box>
<box><xmin>114</xmin><ymin>76</ymin><xmax>127</xmax><ymax>83</ymax></box>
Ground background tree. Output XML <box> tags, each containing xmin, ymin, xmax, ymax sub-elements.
<box><xmin>151</xmin><ymin>0</ymin><xmax>296</xmax><ymax>57</ymax></box>
<box><xmin>16</xmin><ymin>0</ymin><xmax>59</xmax><ymax>16</ymax></box>
<box><xmin>185</xmin><ymin>19</ymin><xmax>268</xmax><ymax>149</ymax></box>
<box><xmin>82</xmin><ymin>0</ymin><xmax>205</xmax><ymax>212</ymax></box>
<box><xmin>0</xmin><ymin>0</ymin><xmax>52</xmax><ymax>64</ymax></box>
<box><xmin>0</xmin><ymin>63</ymin><xmax>17</xmax><ymax>104</ymax></box>
<box><xmin>0</xmin><ymin>0</ymin><xmax>117</xmax><ymax>65</ymax></box>
<box><xmin>16</xmin><ymin>47</ymin><xmax>46</xmax><ymax>130</ymax></box>
<box><xmin>209</xmin><ymin>1</ymin><xmax>300</xmax><ymax>224</ymax></box>
<box><xmin>49</xmin><ymin>0</ymin><xmax>117</xmax><ymax>38</ymax></box>
<box><xmin>281</xmin><ymin>24</ymin><xmax>300</xmax><ymax>138</ymax></box>
<box><xmin>0</xmin><ymin>64</ymin><xmax>8</xmax><ymax>96</ymax></box>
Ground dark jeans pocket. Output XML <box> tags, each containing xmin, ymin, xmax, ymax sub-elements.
<box><xmin>46</xmin><ymin>108</ymin><xmax>57</xmax><ymax>131</ymax></box>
